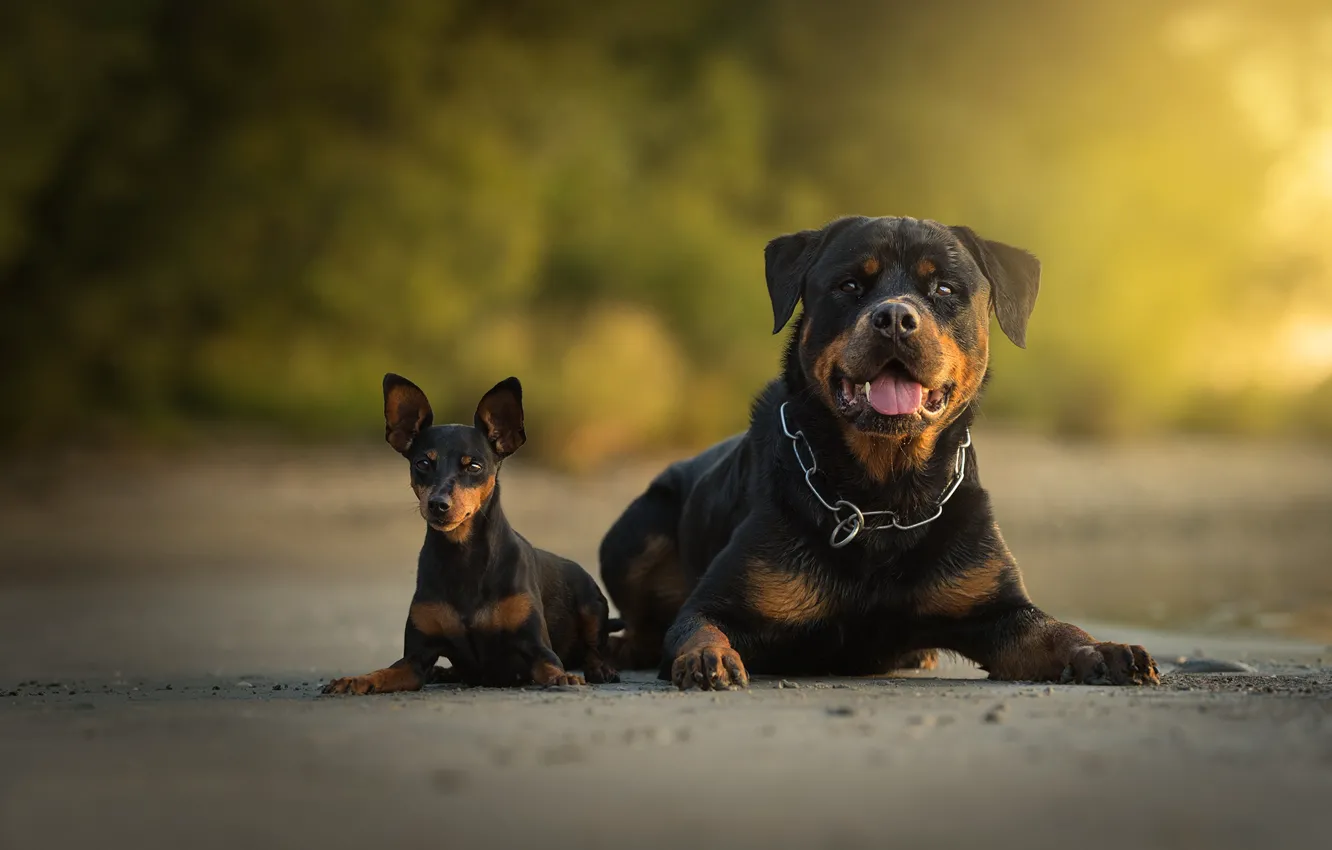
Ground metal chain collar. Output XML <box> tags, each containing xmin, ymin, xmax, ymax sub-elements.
<box><xmin>778</xmin><ymin>401</ymin><xmax>972</xmax><ymax>549</ymax></box>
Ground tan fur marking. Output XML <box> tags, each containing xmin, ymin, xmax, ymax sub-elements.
<box><xmin>862</xmin><ymin>256</ymin><xmax>880</xmax><ymax>276</ymax></box>
<box><xmin>916</xmin><ymin>258</ymin><xmax>936</xmax><ymax>277</ymax></box>
<box><xmin>360</xmin><ymin>665</ymin><xmax>422</xmax><ymax>692</ymax></box>
<box><xmin>532</xmin><ymin>659</ymin><xmax>562</xmax><ymax>684</ymax></box>
<box><xmin>938</xmin><ymin>330</ymin><xmax>985</xmax><ymax>416</ymax></box>
<box><xmin>811</xmin><ymin>329</ymin><xmax>852</xmax><ymax>411</ymax></box>
<box><xmin>442</xmin><ymin>474</ymin><xmax>496</xmax><ymax>543</ymax></box>
<box><xmin>747</xmin><ymin>562</ymin><xmax>827</xmax><ymax>624</ymax></box>
<box><xmin>835</xmin><ymin>305</ymin><xmax>985</xmax><ymax>481</ymax></box>
<box><xmin>669</xmin><ymin>620</ymin><xmax>749</xmax><ymax>689</ymax></box>
<box><xmin>324</xmin><ymin>662</ymin><xmax>424</xmax><ymax>695</ymax></box>
<box><xmin>677</xmin><ymin>622</ymin><xmax>732</xmax><ymax>656</ymax></box>
<box><xmin>984</xmin><ymin>620</ymin><xmax>1096</xmax><ymax>681</ymax></box>
<box><xmin>531</xmin><ymin>659</ymin><xmax>583</xmax><ymax>686</ymax></box>
<box><xmin>474</xmin><ymin>593</ymin><xmax>534</xmax><ymax>632</ymax></box>
<box><xmin>610</xmin><ymin>533</ymin><xmax>690</xmax><ymax>670</ymax></box>
<box><xmin>410</xmin><ymin>601</ymin><xmax>465</xmax><ymax>639</ymax></box>
<box><xmin>840</xmin><ymin>428</ymin><xmax>940</xmax><ymax>482</ymax></box>
<box><xmin>900</xmin><ymin>649</ymin><xmax>939</xmax><ymax>671</ymax></box>
<box><xmin>576</xmin><ymin>608</ymin><xmax>598</xmax><ymax>648</ymax></box>
<box><xmin>625</xmin><ymin>534</ymin><xmax>689</xmax><ymax>609</ymax></box>
<box><xmin>916</xmin><ymin>558</ymin><xmax>1004</xmax><ymax>618</ymax></box>
<box><xmin>577</xmin><ymin>607</ymin><xmax>617</xmax><ymax>683</ymax></box>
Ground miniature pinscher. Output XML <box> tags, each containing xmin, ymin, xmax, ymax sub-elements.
<box><xmin>322</xmin><ymin>374</ymin><xmax>619</xmax><ymax>693</ymax></box>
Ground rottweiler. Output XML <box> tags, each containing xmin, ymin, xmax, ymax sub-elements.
<box><xmin>322</xmin><ymin>375</ymin><xmax>619</xmax><ymax>694</ymax></box>
<box><xmin>599</xmin><ymin>216</ymin><xmax>1159</xmax><ymax>690</ymax></box>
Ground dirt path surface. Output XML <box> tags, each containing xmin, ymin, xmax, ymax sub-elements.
<box><xmin>2</xmin><ymin>431</ymin><xmax>1331</xmax><ymax>849</ymax></box>
<box><xmin>3</xmin><ymin>579</ymin><xmax>1331</xmax><ymax>850</ymax></box>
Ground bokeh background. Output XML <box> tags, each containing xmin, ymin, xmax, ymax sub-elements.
<box><xmin>7</xmin><ymin>0</ymin><xmax>1332</xmax><ymax>460</ymax></box>
<box><xmin>2</xmin><ymin>0</ymin><xmax>1331</xmax><ymax>643</ymax></box>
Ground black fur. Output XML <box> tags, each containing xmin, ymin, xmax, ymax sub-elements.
<box><xmin>601</xmin><ymin>216</ymin><xmax>1159</xmax><ymax>689</ymax></box>
<box><xmin>322</xmin><ymin>376</ymin><xmax>618</xmax><ymax>694</ymax></box>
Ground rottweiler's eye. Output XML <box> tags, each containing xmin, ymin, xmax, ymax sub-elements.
<box><xmin>838</xmin><ymin>279</ymin><xmax>861</xmax><ymax>294</ymax></box>
<box><xmin>934</xmin><ymin>283</ymin><xmax>954</xmax><ymax>297</ymax></box>
<box><xmin>467</xmin><ymin>461</ymin><xmax>483</xmax><ymax>473</ymax></box>
<box><xmin>413</xmin><ymin>457</ymin><xmax>434</xmax><ymax>473</ymax></box>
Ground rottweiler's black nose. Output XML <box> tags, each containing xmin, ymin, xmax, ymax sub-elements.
<box><xmin>426</xmin><ymin>493</ymin><xmax>452</xmax><ymax>517</ymax></box>
<box><xmin>871</xmin><ymin>300</ymin><xmax>920</xmax><ymax>339</ymax></box>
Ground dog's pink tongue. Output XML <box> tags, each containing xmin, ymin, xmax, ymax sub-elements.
<box><xmin>867</xmin><ymin>372</ymin><xmax>924</xmax><ymax>416</ymax></box>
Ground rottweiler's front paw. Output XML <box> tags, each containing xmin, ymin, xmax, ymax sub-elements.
<box><xmin>1061</xmin><ymin>643</ymin><xmax>1159</xmax><ymax>686</ymax></box>
<box><xmin>546</xmin><ymin>672</ymin><xmax>585</xmax><ymax>687</ymax></box>
<box><xmin>671</xmin><ymin>646</ymin><xmax>749</xmax><ymax>691</ymax></box>
<box><xmin>321</xmin><ymin>676</ymin><xmax>377</xmax><ymax>695</ymax></box>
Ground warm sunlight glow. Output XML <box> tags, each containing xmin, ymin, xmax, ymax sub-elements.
<box><xmin>1281</xmin><ymin>314</ymin><xmax>1332</xmax><ymax>386</ymax></box>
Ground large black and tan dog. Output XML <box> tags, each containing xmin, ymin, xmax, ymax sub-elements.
<box><xmin>600</xmin><ymin>215</ymin><xmax>1159</xmax><ymax>690</ymax></box>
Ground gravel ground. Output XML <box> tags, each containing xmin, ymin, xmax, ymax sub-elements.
<box><xmin>2</xmin><ymin>432</ymin><xmax>1331</xmax><ymax>849</ymax></box>
<box><xmin>1</xmin><ymin>579</ymin><xmax>1330</xmax><ymax>850</ymax></box>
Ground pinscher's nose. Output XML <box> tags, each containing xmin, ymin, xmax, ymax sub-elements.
<box><xmin>426</xmin><ymin>492</ymin><xmax>452</xmax><ymax>518</ymax></box>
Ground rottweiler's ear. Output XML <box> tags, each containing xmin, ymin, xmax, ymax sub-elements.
<box><xmin>949</xmin><ymin>226</ymin><xmax>1041</xmax><ymax>348</ymax></box>
<box><xmin>764</xmin><ymin>229</ymin><xmax>822</xmax><ymax>334</ymax></box>
<box><xmin>474</xmin><ymin>376</ymin><xmax>526</xmax><ymax>458</ymax></box>
<box><xmin>384</xmin><ymin>373</ymin><xmax>433</xmax><ymax>454</ymax></box>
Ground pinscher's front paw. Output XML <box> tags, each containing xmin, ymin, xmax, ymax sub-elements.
<box><xmin>532</xmin><ymin>660</ymin><xmax>585</xmax><ymax>687</ymax></box>
<box><xmin>321</xmin><ymin>676</ymin><xmax>378</xmax><ymax>695</ymax></box>
<box><xmin>583</xmin><ymin>658</ymin><xmax>620</xmax><ymax>684</ymax></box>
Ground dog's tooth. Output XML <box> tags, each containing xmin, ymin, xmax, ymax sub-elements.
<box><xmin>863</xmin><ymin>381</ymin><xmax>872</xmax><ymax>398</ymax></box>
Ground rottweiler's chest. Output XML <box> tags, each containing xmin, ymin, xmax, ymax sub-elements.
<box><xmin>739</xmin><ymin>563</ymin><xmax>938</xmax><ymax>674</ymax></box>
<box><xmin>744</xmin><ymin>606</ymin><xmax>924</xmax><ymax>676</ymax></box>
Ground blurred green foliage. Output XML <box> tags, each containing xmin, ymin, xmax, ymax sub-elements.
<box><xmin>3</xmin><ymin>0</ymin><xmax>1331</xmax><ymax>465</ymax></box>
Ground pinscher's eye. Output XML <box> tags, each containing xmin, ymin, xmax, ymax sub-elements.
<box><xmin>460</xmin><ymin>456</ymin><xmax>482</xmax><ymax>473</ymax></box>
<box><xmin>413</xmin><ymin>457</ymin><xmax>434</xmax><ymax>473</ymax></box>
<box><xmin>839</xmin><ymin>278</ymin><xmax>861</xmax><ymax>294</ymax></box>
<box><xmin>934</xmin><ymin>282</ymin><xmax>954</xmax><ymax>297</ymax></box>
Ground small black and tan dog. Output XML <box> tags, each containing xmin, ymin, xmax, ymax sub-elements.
<box><xmin>600</xmin><ymin>215</ymin><xmax>1159</xmax><ymax>690</ymax></box>
<box><xmin>322</xmin><ymin>375</ymin><xmax>619</xmax><ymax>694</ymax></box>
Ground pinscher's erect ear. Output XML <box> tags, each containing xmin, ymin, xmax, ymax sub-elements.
<box><xmin>383</xmin><ymin>373</ymin><xmax>434</xmax><ymax>454</ymax></box>
<box><xmin>474</xmin><ymin>377</ymin><xmax>526</xmax><ymax>458</ymax></box>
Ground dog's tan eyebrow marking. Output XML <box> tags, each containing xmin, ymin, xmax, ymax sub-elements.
<box><xmin>460</xmin><ymin>455</ymin><xmax>472</xmax><ymax>466</ymax></box>
<box><xmin>425</xmin><ymin>449</ymin><xmax>438</xmax><ymax>460</ymax></box>
<box><xmin>862</xmin><ymin>256</ymin><xmax>881</xmax><ymax>276</ymax></box>
<box><xmin>916</xmin><ymin>258</ymin><xmax>936</xmax><ymax>277</ymax></box>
